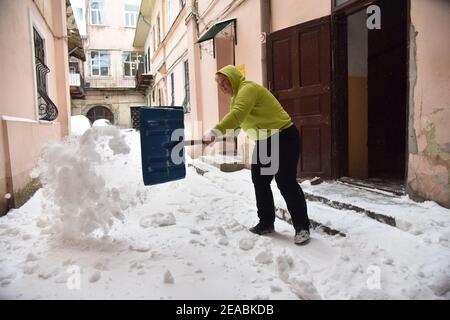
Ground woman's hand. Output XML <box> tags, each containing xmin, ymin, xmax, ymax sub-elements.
<box><xmin>202</xmin><ymin>129</ymin><xmax>218</xmax><ymax>146</ymax></box>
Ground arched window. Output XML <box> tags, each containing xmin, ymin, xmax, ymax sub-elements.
<box><xmin>86</xmin><ymin>106</ymin><xmax>114</xmax><ymax>124</ymax></box>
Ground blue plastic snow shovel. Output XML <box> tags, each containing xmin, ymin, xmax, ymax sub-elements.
<box><xmin>139</xmin><ymin>106</ymin><xmax>203</xmax><ymax>186</ymax></box>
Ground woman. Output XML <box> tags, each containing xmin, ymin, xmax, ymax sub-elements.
<box><xmin>202</xmin><ymin>65</ymin><xmax>310</xmax><ymax>245</ymax></box>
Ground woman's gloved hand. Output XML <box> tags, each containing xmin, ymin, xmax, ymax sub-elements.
<box><xmin>202</xmin><ymin>129</ymin><xmax>219</xmax><ymax>146</ymax></box>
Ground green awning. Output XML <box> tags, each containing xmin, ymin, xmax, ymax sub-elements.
<box><xmin>197</xmin><ymin>18</ymin><xmax>237</xmax><ymax>44</ymax></box>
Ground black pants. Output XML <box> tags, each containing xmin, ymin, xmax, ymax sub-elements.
<box><xmin>251</xmin><ymin>125</ymin><xmax>309</xmax><ymax>232</ymax></box>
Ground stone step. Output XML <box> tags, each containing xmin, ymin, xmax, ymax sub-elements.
<box><xmin>188</xmin><ymin>160</ymin><xmax>347</xmax><ymax>237</ymax></box>
<box><xmin>303</xmin><ymin>192</ymin><xmax>396</xmax><ymax>227</ymax></box>
<box><xmin>275</xmin><ymin>207</ymin><xmax>347</xmax><ymax>238</ymax></box>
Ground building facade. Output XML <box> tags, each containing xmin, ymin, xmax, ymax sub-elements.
<box><xmin>134</xmin><ymin>0</ymin><xmax>450</xmax><ymax>208</ymax></box>
<box><xmin>70</xmin><ymin>0</ymin><xmax>147</xmax><ymax>128</ymax></box>
<box><xmin>0</xmin><ymin>0</ymin><xmax>84</xmax><ymax>215</ymax></box>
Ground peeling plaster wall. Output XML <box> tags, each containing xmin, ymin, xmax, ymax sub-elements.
<box><xmin>407</xmin><ymin>0</ymin><xmax>450</xmax><ymax>208</ymax></box>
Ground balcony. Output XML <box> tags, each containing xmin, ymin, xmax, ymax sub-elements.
<box><xmin>69</xmin><ymin>73</ymin><xmax>85</xmax><ymax>98</ymax></box>
<box><xmin>135</xmin><ymin>64</ymin><xmax>153</xmax><ymax>94</ymax></box>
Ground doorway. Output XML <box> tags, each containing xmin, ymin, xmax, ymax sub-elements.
<box><xmin>86</xmin><ymin>106</ymin><xmax>114</xmax><ymax>125</ymax></box>
<box><xmin>335</xmin><ymin>0</ymin><xmax>408</xmax><ymax>186</ymax></box>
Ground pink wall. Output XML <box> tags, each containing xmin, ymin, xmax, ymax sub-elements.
<box><xmin>0</xmin><ymin>0</ymin><xmax>70</xmax><ymax>213</ymax></box>
<box><xmin>407</xmin><ymin>0</ymin><xmax>450</xmax><ymax>207</ymax></box>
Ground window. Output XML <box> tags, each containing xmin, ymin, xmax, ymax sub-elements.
<box><xmin>152</xmin><ymin>27</ymin><xmax>156</xmax><ymax>52</ymax></box>
<box><xmin>69</xmin><ymin>62</ymin><xmax>79</xmax><ymax>73</ymax></box>
<box><xmin>90</xmin><ymin>50</ymin><xmax>110</xmax><ymax>76</ymax></box>
<box><xmin>170</xmin><ymin>73</ymin><xmax>175</xmax><ymax>106</ymax></box>
<box><xmin>75</xmin><ymin>7</ymin><xmax>84</xmax><ymax>21</ymax></box>
<box><xmin>157</xmin><ymin>15</ymin><xmax>161</xmax><ymax>44</ymax></box>
<box><xmin>122</xmin><ymin>51</ymin><xmax>144</xmax><ymax>77</ymax></box>
<box><xmin>90</xmin><ymin>0</ymin><xmax>104</xmax><ymax>25</ymax></box>
<box><xmin>167</xmin><ymin>0</ymin><xmax>178</xmax><ymax>28</ymax></box>
<box><xmin>147</xmin><ymin>47</ymin><xmax>151</xmax><ymax>72</ymax></box>
<box><xmin>183</xmin><ymin>60</ymin><xmax>190</xmax><ymax>113</ymax></box>
<box><xmin>124</xmin><ymin>3</ymin><xmax>139</xmax><ymax>27</ymax></box>
<box><xmin>34</xmin><ymin>28</ymin><xmax>47</xmax><ymax>94</ymax></box>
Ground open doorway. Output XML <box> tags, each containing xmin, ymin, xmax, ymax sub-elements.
<box><xmin>338</xmin><ymin>0</ymin><xmax>408</xmax><ymax>192</ymax></box>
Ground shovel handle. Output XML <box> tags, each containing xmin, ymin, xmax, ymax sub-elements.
<box><xmin>183</xmin><ymin>139</ymin><xmax>204</xmax><ymax>146</ymax></box>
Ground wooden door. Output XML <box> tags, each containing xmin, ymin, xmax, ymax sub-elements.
<box><xmin>267</xmin><ymin>17</ymin><xmax>332</xmax><ymax>178</ymax></box>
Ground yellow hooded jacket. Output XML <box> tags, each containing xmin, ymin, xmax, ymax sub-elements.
<box><xmin>213</xmin><ymin>65</ymin><xmax>293</xmax><ymax>140</ymax></box>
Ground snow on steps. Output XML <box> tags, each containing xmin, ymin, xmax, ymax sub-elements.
<box><xmin>188</xmin><ymin>158</ymin><xmax>450</xmax><ymax>246</ymax></box>
<box><xmin>188</xmin><ymin>159</ymin><xmax>346</xmax><ymax>238</ymax></box>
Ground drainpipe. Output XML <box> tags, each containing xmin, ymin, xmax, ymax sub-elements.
<box><xmin>260</xmin><ymin>0</ymin><xmax>271</xmax><ymax>88</ymax></box>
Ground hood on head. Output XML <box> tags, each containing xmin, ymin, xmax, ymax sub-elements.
<box><xmin>216</xmin><ymin>65</ymin><xmax>245</xmax><ymax>96</ymax></box>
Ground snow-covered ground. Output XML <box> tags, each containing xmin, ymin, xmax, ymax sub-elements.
<box><xmin>0</xmin><ymin>128</ymin><xmax>449</xmax><ymax>300</ymax></box>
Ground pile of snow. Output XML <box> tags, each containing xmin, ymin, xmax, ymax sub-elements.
<box><xmin>70</xmin><ymin>115</ymin><xmax>91</xmax><ymax>136</ymax></box>
<box><xmin>33</xmin><ymin>126</ymin><xmax>130</xmax><ymax>239</ymax></box>
<box><xmin>92</xmin><ymin>119</ymin><xmax>111</xmax><ymax>127</ymax></box>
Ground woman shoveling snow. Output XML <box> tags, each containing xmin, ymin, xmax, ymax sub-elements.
<box><xmin>202</xmin><ymin>65</ymin><xmax>311</xmax><ymax>245</ymax></box>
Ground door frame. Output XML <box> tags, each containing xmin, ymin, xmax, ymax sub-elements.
<box><xmin>330</xmin><ymin>0</ymin><xmax>411</xmax><ymax>183</ymax></box>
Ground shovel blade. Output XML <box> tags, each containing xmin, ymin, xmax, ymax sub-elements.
<box><xmin>139</xmin><ymin>107</ymin><xmax>186</xmax><ymax>186</ymax></box>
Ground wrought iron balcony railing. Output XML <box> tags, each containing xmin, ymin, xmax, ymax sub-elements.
<box><xmin>35</xmin><ymin>57</ymin><xmax>58</xmax><ymax>121</ymax></box>
<box><xmin>37</xmin><ymin>87</ymin><xmax>59</xmax><ymax>121</ymax></box>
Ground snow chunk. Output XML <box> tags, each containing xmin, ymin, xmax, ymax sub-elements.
<box><xmin>34</xmin><ymin>126</ymin><xmax>130</xmax><ymax>239</ymax></box>
<box><xmin>276</xmin><ymin>252</ymin><xmax>294</xmax><ymax>282</ymax></box>
<box><xmin>70</xmin><ymin>115</ymin><xmax>91</xmax><ymax>136</ymax></box>
<box><xmin>163</xmin><ymin>270</ymin><xmax>174</xmax><ymax>284</ymax></box>
<box><xmin>26</xmin><ymin>253</ymin><xmax>39</xmax><ymax>262</ymax></box>
<box><xmin>89</xmin><ymin>271</ymin><xmax>101</xmax><ymax>283</ymax></box>
<box><xmin>23</xmin><ymin>263</ymin><xmax>39</xmax><ymax>275</ymax></box>
<box><xmin>255</xmin><ymin>250</ymin><xmax>273</xmax><ymax>264</ymax></box>
<box><xmin>145</xmin><ymin>212</ymin><xmax>176</xmax><ymax>227</ymax></box>
<box><xmin>239</xmin><ymin>237</ymin><xmax>256</xmax><ymax>251</ymax></box>
<box><xmin>218</xmin><ymin>237</ymin><xmax>229</xmax><ymax>246</ymax></box>
<box><xmin>129</xmin><ymin>243</ymin><xmax>151</xmax><ymax>253</ymax></box>
<box><xmin>270</xmin><ymin>285</ymin><xmax>282</xmax><ymax>293</ymax></box>
<box><xmin>289</xmin><ymin>276</ymin><xmax>322</xmax><ymax>300</ymax></box>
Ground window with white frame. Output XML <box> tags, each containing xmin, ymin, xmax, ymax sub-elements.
<box><xmin>167</xmin><ymin>0</ymin><xmax>175</xmax><ymax>28</ymax></box>
<box><xmin>90</xmin><ymin>0</ymin><xmax>104</xmax><ymax>25</ymax></box>
<box><xmin>122</xmin><ymin>51</ymin><xmax>144</xmax><ymax>77</ymax></box>
<box><xmin>124</xmin><ymin>3</ymin><xmax>139</xmax><ymax>27</ymax></box>
<box><xmin>90</xmin><ymin>50</ymin><xmax>110</xmax><ymax>76</ymax></box>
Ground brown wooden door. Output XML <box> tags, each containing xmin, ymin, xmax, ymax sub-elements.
<box><xmin>267</xmin><ymin>17</ymin><xmax>332</xmax><ymax>178</ymax></box>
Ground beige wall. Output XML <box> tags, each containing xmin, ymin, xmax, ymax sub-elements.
<box><xmin>407</xmin><ymin>0</ymin><xmax>450</xmax><ymax>207</ymax></box>
<box><xmin>271</xmin><ymin>0</ymin><xmax>331</xmax><ymax>32</ymax></box>
<box><xmin>72</xmin><ymin>90</ymin><xmax>146</xmax><ymax>128</ymax></box>
<box><xmin>0</xmin><ymin>0</ymin><xmax>70</xmax><ymax>214</ymax></box>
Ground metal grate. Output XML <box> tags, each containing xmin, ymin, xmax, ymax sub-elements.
<box><xmin>34</xmin><ymin>28</ymin><xmax>58</xmax><ymax>121</ymax></box>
